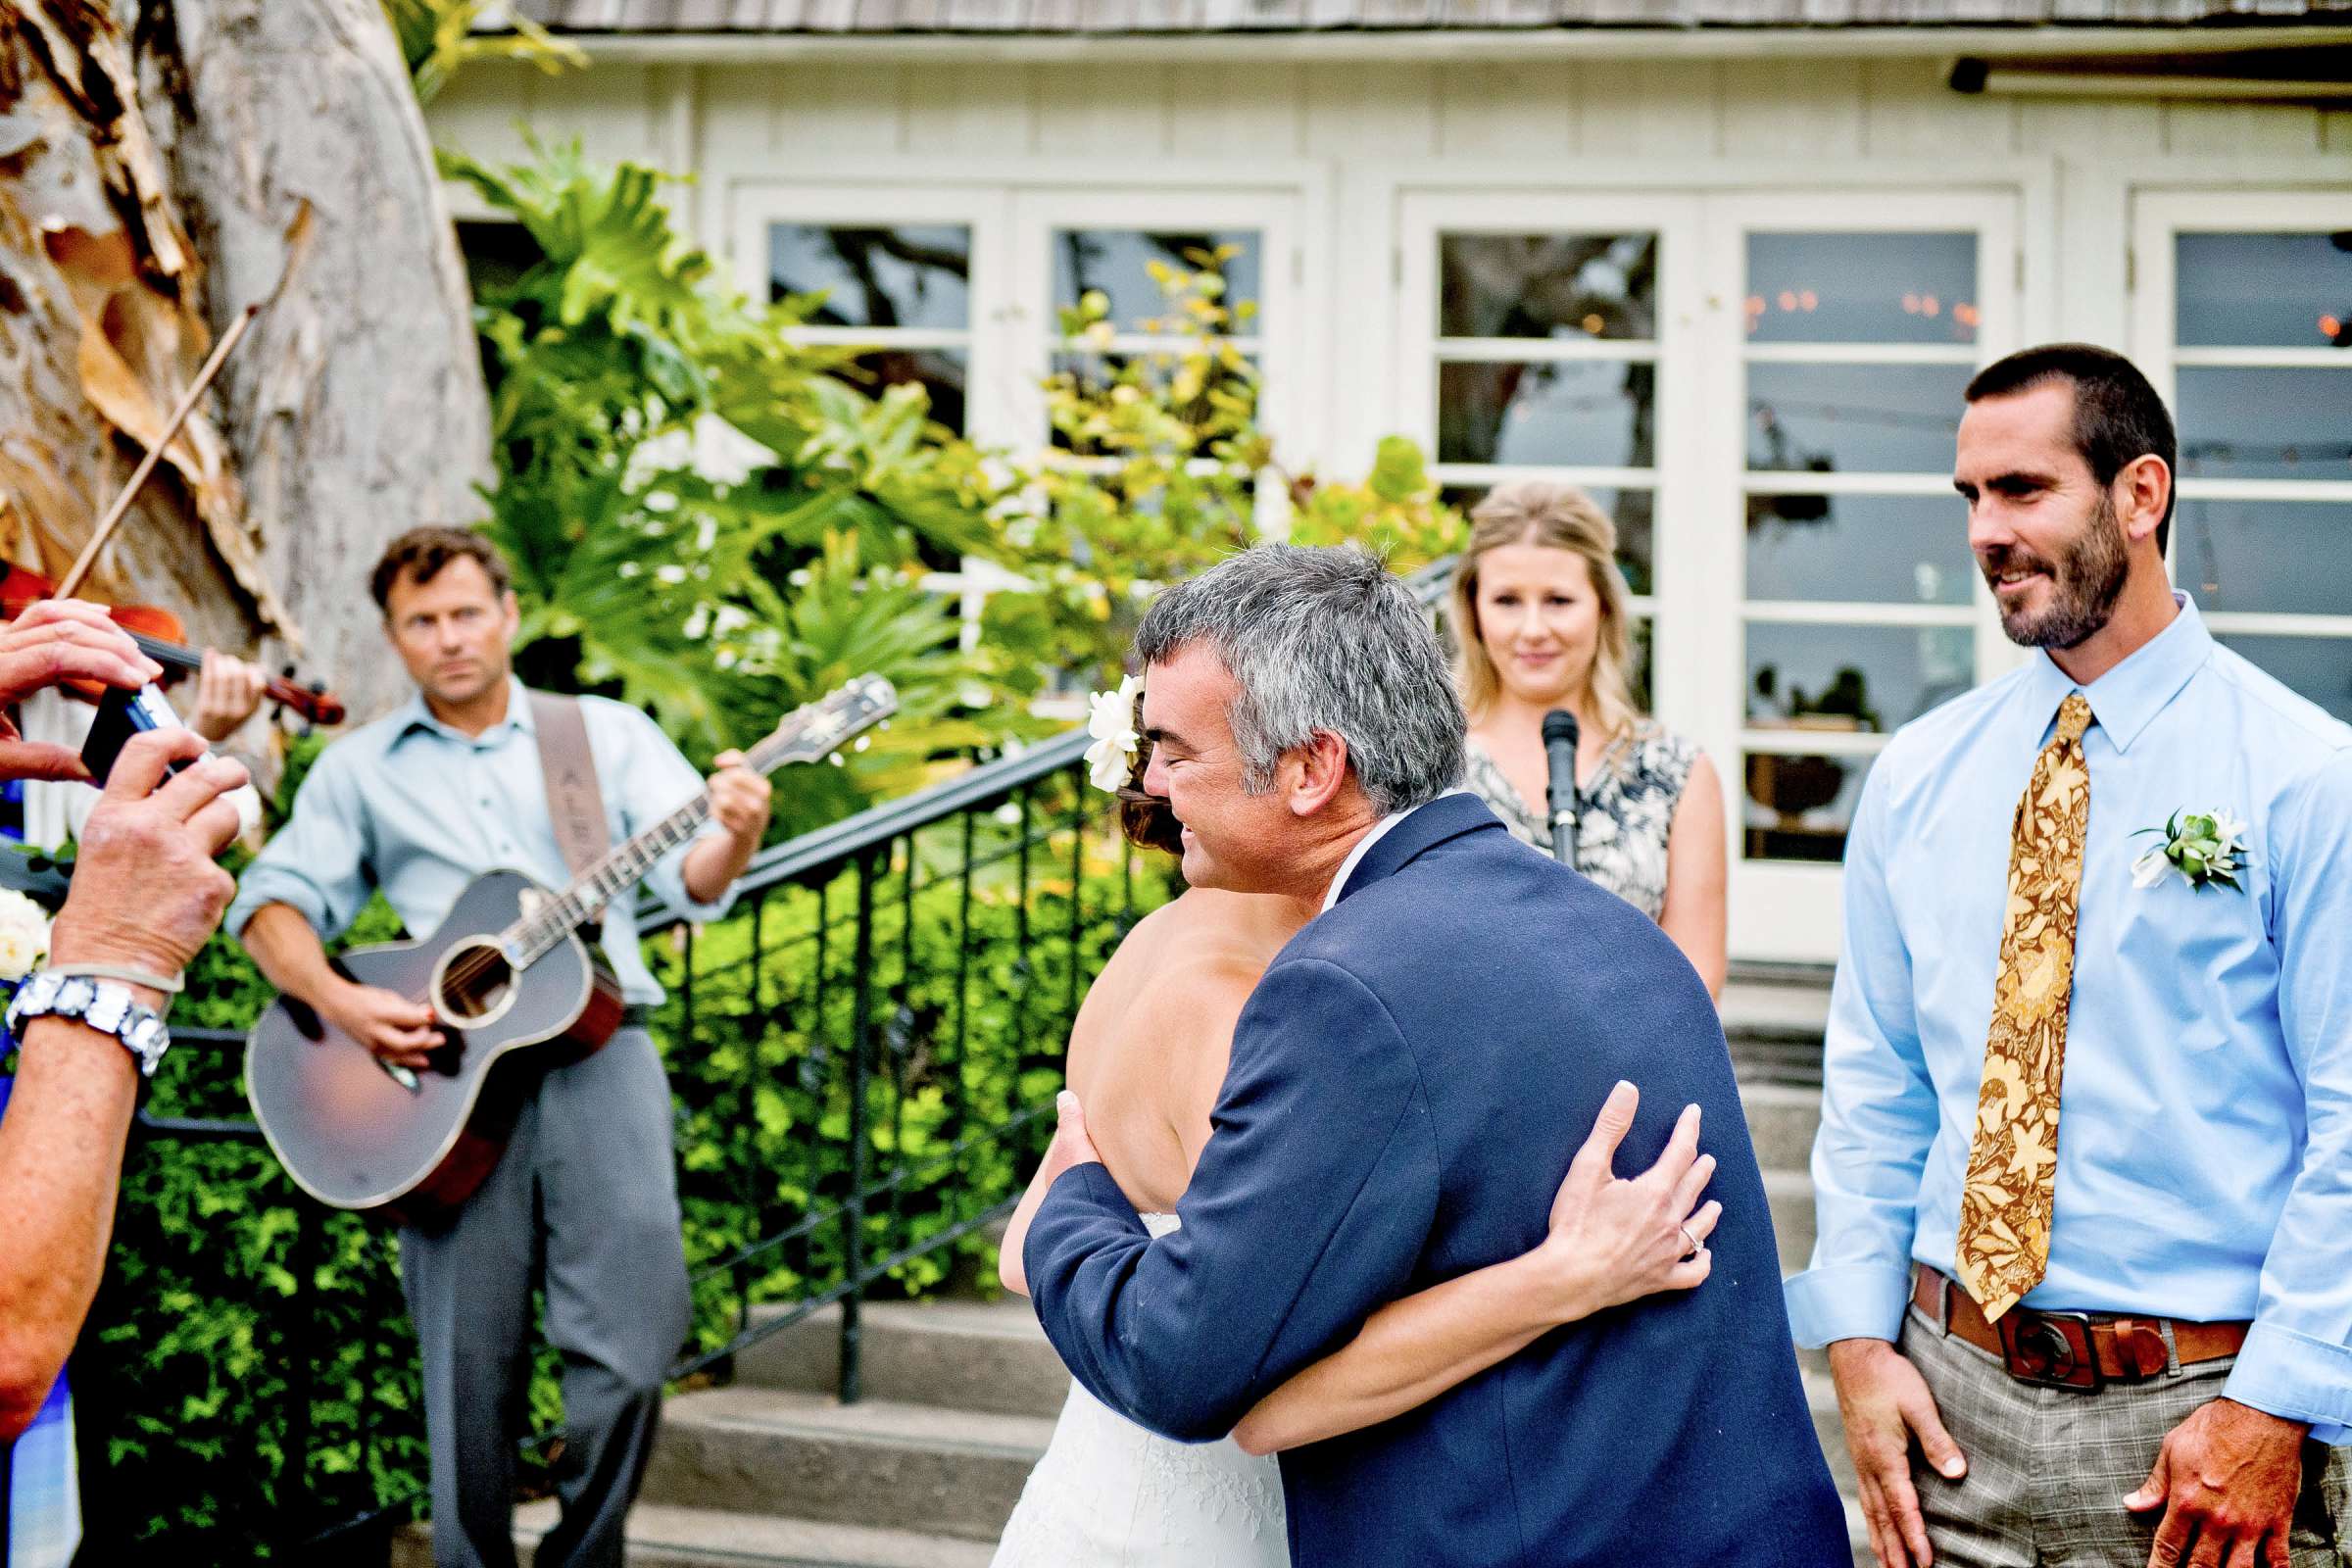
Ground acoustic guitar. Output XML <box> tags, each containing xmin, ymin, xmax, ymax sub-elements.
<box><xmin>245</xmin><ymin>675</ymin><xmax>897</xmax><ymax>1223</ymax></box>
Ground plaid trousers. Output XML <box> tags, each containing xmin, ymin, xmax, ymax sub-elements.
<box><xmin>1900</xmin><ymin>1304</ymin><xmax>2349</xmax><ymax>1568</ymax></box>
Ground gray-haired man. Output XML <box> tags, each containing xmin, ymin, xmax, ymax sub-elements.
<box><xmin>1022</xmin><ymin>545</ymin><xmax>1846</xmax><ymax>1566</ymax></box>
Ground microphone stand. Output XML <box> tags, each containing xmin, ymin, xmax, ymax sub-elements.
<box><xmin>1542</xmin><ymin>709</ymin><xmax>1581</xmax><ymax>867</ymax></box>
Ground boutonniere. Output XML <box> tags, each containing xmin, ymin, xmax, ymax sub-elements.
<box><xmin>1083</xmin><ymin>672</ymin><xmax>1146</xmax><ymax>793</ymax></box>
<box><xmin>2131</xmin><ymin>808</ymin><xmax>2247</xmax><ymax>892</ymax></box>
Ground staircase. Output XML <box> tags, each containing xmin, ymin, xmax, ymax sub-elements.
<box><xmin>395</xmin><ymin>972</ymin><xmax>1872</xmax><ymax>1567</ymax></box>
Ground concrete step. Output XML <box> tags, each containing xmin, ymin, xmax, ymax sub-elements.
<box><xmin>1805</xmin><ymin>1363</ymin><xmax>1858</xmax><ymax>1499</ymax></box>
<box><xmin>1738</xmin><ymin>1079</ymin><xmax>1823</xmax><ymax>1177</ymax></box>
<box><xmin>1764</xmin><ymin>1165</ymin><xmax>1818</xmax><ymax>1277</ymax></box>
<box><xmin>391</xmin><ymin>1502</ymin><xmax>996</xmax><ymax>1568</ymax></box>
<box><xmin>637</xmin><ymin>1387</ymin><xmax>1053</xmax><ymax>1544</ymax></box>
<box><xmin>737</xmin><ymin>1300</ymin><xmax>1068</xmax><ymax>1420</ymax></box>
<box><xmin>1721</xmin><ymin>973</ymin><xmax>1832</xmax><ymax>1091</ymax></box>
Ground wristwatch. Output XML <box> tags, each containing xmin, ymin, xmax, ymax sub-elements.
<box><xmin>7</xmin><ymin>971</ymin><xmax>172</xmax><ymax>1077</ymax></box>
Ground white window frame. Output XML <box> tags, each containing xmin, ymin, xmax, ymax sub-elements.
<box><xmin>1396</xmin><ymin>190</ymin><xmax>1704</xmax><ymax>682</ymax></box>
<box><xmin>1391</xmin><ymin>181</ymin><xmax>2021</xmax><ymax>963</ymax></box>
<box><xmin>2130</xmin><ymin>189</ymin><xmax>2352</xmax><ymax>680</ymax></box>
<box><xmin>1699</xmin><ymin>190</ymin><xmax>2022</xmax><ymax>962</ymax></box>
<box><xmin>1008</xmin><ymin>186</ymin><xmax>1306</xmax><ymax>463</ymax></box>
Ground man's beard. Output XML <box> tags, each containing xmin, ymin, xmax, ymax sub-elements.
<box><xmin>1983</xmin><ymin>493</ymin><xmax>2131</xmax><ymax>652</ymax></box>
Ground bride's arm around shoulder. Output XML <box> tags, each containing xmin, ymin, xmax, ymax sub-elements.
<box><xmin>998</xmin><ymin>945</ymin><xmax>1262</xmax><ymax>1297</ymax></box>
<box><xmin>1230</xmin><ymin>1083</ymin><xmax>1719</xmax><ymax>1455</ymax></box>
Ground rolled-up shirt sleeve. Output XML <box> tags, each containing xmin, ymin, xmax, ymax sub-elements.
<box><xmin>1785</xmin><ymin>760</ymin><xmax>1942</xmax><ymax>1348</ymax></box>
<box><xmin>604</xmin><ymin>703</ymin><xmax>736</xmax><ymax>925</ymax></box>
<box><xmin>226</xmin><ymin>748</ymin><xmax>375</xmax><ymax>944</ymax></box>
<box><xmin>2230</xmin><ymin>750</ymin><xmax>2352</xmax><ymax>1443</ymax></box>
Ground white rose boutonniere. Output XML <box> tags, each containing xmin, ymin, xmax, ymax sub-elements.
<box><xmin>0</xmin><ymin>886</ymin><xmax>53</xmax><ymax>983</ymax></box>
<box><xmin>2131</xmin><ymin>808</ymin><xmax>2248</xmax><ymax>893</ymax></box>
<box><xmin>1083</xmin><ymin>672</ymin><xmax>1147</xmax><ymax>794</ymax></box>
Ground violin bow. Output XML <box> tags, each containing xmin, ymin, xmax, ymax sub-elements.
<box><xmin>59</xmin><ymin>200</ymin><xmax>318</xmax><ymax>599</ymax></box>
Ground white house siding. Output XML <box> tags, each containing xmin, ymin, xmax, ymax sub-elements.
<box><xmin>427</xmin><ymin>54</ymin><xmax>2352</xmax><ymax>961</ymax></box>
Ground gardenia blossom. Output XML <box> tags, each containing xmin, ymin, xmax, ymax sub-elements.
<box><xmin>0</xmin><ymin>886</ymin><xmax>52</xmax><ymax>983</ymax></box>
<box><xmin>2132</xmin><ymin>807</ymin><xmax>2247</xmax><ymax>890</ymax></box>
<box><xmin>1083</xmin><ymin>673</ymin><xmax>1146</xmax><ymax>793</ymax></box>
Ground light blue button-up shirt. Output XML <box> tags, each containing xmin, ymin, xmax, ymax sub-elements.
<box><xmin>228</xmin><ymin>678</ymin><xmax>733</xmax><ymax>1005</ymax></box>
<box><xmin>1785</xmin><ymin>596</ymin><xmax>2352</xmax><ymax>1439</ymax></box>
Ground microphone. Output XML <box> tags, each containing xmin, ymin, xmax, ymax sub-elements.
<box><xmin>1542</xmin><ymin>710</ymin><xmax>1580</xmax><ymax>866</ymax></box>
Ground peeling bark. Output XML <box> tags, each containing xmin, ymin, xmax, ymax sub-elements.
<box><xmin>0</xmin><ymin>0</ymin><xmax>489</xmax><ymax>724</ymax></box>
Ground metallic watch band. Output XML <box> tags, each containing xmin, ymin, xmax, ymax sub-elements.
<box><xmin>7</xmin><ymin>970</ymin><xmax>172</xmax><ymax>1077</ymax></box>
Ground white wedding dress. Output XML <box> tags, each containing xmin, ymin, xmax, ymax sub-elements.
<box><xmin>993</xmin><ymin>1213</ymin><xmax>1290</xmax><ymax>1568</ymax></box>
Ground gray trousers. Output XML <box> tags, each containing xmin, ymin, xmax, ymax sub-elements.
<box><xmin>400</xmin><ymin>1026</ymin><xmax>692</xmax><ymax>1568</ymax></box>
<box><xmin>1901</xmin><ymin>1304</ymin><xmax>2349</xmax><ymax>1567</ymax></box>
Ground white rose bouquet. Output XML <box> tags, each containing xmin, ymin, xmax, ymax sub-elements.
<box><xmin>0</xmin><ymin>885</ymin><xmax>52</xmax><ymax>983</ymax></box>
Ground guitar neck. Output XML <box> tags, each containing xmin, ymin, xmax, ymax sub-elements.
<box><xmin>504</xmin><ymin>724</ymin><xmax>805</xmax><ymax>965</ymax></box>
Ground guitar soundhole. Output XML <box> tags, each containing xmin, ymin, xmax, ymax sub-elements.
<box><xmin>433</xmin><ymin>938</ymin><xmax>517</xmax><ymax>1028</ymax></box>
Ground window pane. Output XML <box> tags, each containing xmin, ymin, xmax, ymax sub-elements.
<box><xmin>1439</xmin><ymin>361</ymin><xmax>1655</xmax><ymax>468</ymax></box>
<box><xmin>1440</xmin><ymin>485</ymin><xmax>1655</xmax><ymax>596</ymax></box>
<box><xmin>1743</xmin><ymin>751</ymin><xmax>1873</xmax><ymax>863</ymax></box>
<box><xmin>2176</xmin><ymin>232</ymin><xmax>2352</xmax><ymax>350</ymax></box>
<box><xmin>1746</xmin><ymin>362</ymin><xmax>1971</xmax><ymax>474</ymax></box>
<box><xmin>843</xmin><ymin>348</ymin><xmax>968</xmax><ymax>434</ymax></box>
<box><xmin>768</xmin><ymin>225</ymin><xmax>971</xmax><ymax>331</ymax></box>
<box><xmin>2214</xmin><ymin>634</ymin><xmax>2352</xmax><ymax>724</ymax></box>
<box><xmin>1745</xmin><ymin>232</ymin><xmax>1979</xmax><ymax>345</ymax></box>
<box><xmin>2176</xmin><ymin>368</ymin><xmax>2352</xmax><ymax>479</ymax></box>
<box><xmin>1745</xmin><ymin>622</ymin><xmax>1976</xmax><ymax>733</ymax></box>
<box><xmin>1053</xmin><ymin>230</ymin><xmax>1262</xmax><ymax>333</ymax></box>
<box><xmin>1745</xmin><ymin>492</ymin><xmax>1975</xmax><ymax>606</ymax></box>
<box><xmin>2176</xmin><ymin>499</ymin><xmax>2352</xmax><ymax>616</ymax></box>
<box><xmin>1047</xmin><ymin>350</ymin><xmax>1259</xmax><ymax>453</ymax></box>
<box><xmin>1439</xmin><ymin>233</ymin><xmax>1658</xmax><ymax>342</ymax></box>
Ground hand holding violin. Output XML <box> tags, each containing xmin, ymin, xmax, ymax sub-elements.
<box><xmin>188</xmin><ymin>649</ymin><xmax>270</xmax><ymax>745</ymax></box>
<box><xmin>0</xmin><ymin>601</ymin><xmax>166</xmax><ymax>782</ymax></box>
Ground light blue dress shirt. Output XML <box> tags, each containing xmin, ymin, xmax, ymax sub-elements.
<box><xmin>1785</xmin><ymin>596</ymin><xmax>2352</xmax><ymax>1440</ymax></box>
<box><xmin>228</xmin><ymin>678</ymin><xmax>733</xmax><ymax>1005</ymax></box>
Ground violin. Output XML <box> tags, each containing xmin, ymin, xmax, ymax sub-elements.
<box><xmin>0</xmin><ymin>564</ymin><xmax>346</xmax><ymax>727</ymax></box>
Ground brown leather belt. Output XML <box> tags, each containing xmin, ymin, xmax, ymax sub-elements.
<box><xmin>1911</xmin><ymin>1267</ymin><xmax>2248</xmax><ymax>1392</ymax></box>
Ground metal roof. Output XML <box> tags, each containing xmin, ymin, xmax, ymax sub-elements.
<box><xmin>512</xmin><ymin>0</ymin><xmax>2352</xmax><ymax>32</ymax></box>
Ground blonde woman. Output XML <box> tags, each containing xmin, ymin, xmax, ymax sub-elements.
<box><xmin>1449</xmin><ymin>481</ymin><xmax>1728</xmax><ymax>996</ymax></box>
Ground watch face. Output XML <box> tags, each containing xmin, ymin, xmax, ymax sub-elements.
<box><xmin>85</xmin><ymin>987</ymin><xmax>130</xmax><ymax>1033</ymax></box>
<box><xmin>55</xmin><ymin>976</ymin><xmax>95</xmax><ymax>1016</ymax></box>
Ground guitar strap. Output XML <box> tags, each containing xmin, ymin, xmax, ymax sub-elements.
<box><xmin>527</xmin><ymin>691</ymin><xmax>612</xmax><ymax>882</ymax></box>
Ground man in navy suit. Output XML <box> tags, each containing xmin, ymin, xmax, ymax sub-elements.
<box><xmin>1025</xmin><ymin>544</ymin><xmax>1846</xmax><ymax>1567</ymax></box>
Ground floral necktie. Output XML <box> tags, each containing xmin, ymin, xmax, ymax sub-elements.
<box><xmin>1955</xmin><ymin>692</ymin><xmax>2094</xmax><ymax>1322</ymax></box>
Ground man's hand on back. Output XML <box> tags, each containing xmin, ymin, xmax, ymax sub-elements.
<box><xmin>1829</xmin><ymin>1337</ymin><xmax>1969</xmax><ymax>1568</ymax></box>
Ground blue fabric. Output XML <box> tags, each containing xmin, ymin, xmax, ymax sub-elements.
<box><xmin>0</xmin><ymin>1075</ymin><xmax>80</xmax><ymax>1568</ymax></box>
<box><xmin>1786</xmin><ymin>596</ymin><xmax>2352</xmax><ymax>1441</ymax></box>
<box><xmin>1028</xmin><ymin>793</ymin><xmax>1846</xmax><ymax>1567</ymax></box>
<box><xmin>226</xmin><ymin>678</ymin><xmax>733</xmax><ymax>1005</ymax></box>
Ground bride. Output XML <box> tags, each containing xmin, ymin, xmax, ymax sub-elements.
<box><xmin>990</xmin><ymin>681</ymin><xmax>1722</xmax><ymax>1567</ymax></box>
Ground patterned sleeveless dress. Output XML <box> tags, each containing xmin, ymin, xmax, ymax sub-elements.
<box><xmin>1461</xmin><ymin>720</ymin><xmax>1701</xmax><ymax>922</ymax></box>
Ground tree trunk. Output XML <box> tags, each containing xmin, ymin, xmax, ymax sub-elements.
<box><xmin>0</xmin><ymin>0</ymin><xmax>489</xmax><ymax>728</ymax></box>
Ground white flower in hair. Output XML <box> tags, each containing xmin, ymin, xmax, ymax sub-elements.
<box><xmin>1083</xmin><ymin>673</ymin><xmax>1147</xmax><ymax>794</ymax></box>
<box><xmin>0</xmin><ymin>886</ymin><xmax>53</xmax><ymax>984</ymax></box>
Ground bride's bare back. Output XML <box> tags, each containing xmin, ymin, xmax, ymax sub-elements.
<box><xmin>1062</xmin><ymin>887</ymin><xmax>1310</xmax><ymax>1214</ymax></box>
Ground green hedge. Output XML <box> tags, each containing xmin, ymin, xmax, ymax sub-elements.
<box><xmin>63</xmin><ymin>793</ymin><xmax>1172</xmax><ymax>1562</ymax></box>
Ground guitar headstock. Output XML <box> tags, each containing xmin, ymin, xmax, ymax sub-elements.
<box><xmin>746</xmin><ymin>674</ymin><xmax>900</xmax><ymax>773</ymax></box>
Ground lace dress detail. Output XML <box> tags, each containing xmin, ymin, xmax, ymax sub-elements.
<box><xmin>1462</xmin><ymin>721</ymin><xmax>1700</xmax><ymax>922</ymax></box>
<box><xmin>992</xmin><ymin>1212</ymin><xmax>1289</xmax><ymax>1568</ymax></box>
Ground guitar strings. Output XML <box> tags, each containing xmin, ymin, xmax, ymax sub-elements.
<box><xmin>413</xmin><ymin>693</ymin><xmax>871</xmax><ymax>1015</ymax></box>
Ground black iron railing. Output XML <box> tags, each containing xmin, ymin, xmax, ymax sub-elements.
<box><xmin>74</xmin><ymin>720</ymin><xmax>1171</xmax><ymax>1562</ymax></box>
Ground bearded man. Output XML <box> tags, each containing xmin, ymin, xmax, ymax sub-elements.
<box><xmin>1789</xmin><ymin>343</ymin><xmax>2352</xmax><ymax>1568</ymax></box>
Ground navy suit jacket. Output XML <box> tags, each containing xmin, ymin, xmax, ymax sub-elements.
<box><xmin>1027</xmin><ymin>793</ymin><xmax>1846</xmax><ymax>1567</ymax></box>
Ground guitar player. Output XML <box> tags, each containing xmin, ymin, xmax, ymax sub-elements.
<box><xmin>228</xmin><ymin>528</ymin><xmax>772</xmax><ymax>1568</ymax></box>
